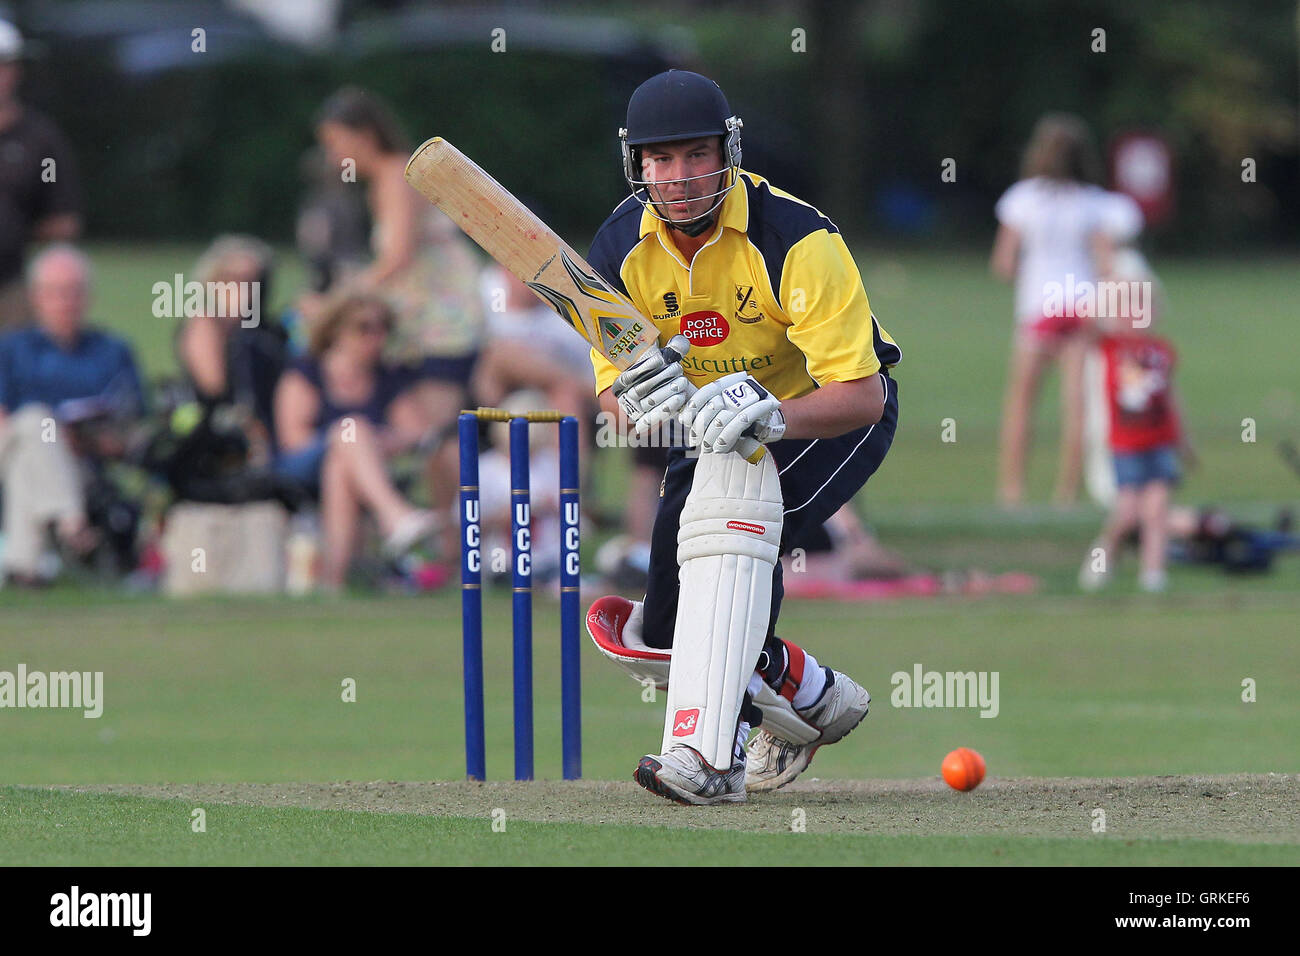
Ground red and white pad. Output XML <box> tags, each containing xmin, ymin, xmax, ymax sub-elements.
<box><xmin>586</xmin><ymin>593</ymin><xmax>820</xmax><ymax>746</ymax></box>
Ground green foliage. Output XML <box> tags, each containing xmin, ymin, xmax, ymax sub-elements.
<box><xmin>30</xmin><ymin>0</ymin><xmax>1298</xmax><ymax>249</ymax></box>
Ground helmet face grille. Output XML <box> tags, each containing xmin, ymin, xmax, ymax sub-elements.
<box><xmin>619</xmin><ymin>72</ymin><xmax>744</xmax><ymax>229</ymax></box>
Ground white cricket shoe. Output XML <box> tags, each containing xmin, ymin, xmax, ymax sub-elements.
<box><xmin>634</xmin><ymin>744</ymin><xmax>747</xmax><ymax>805</ymax></box>
<box><xmin>745</xmin><ymin>671</ymin><xmax>870</xmax><ymax>792</ymax></box>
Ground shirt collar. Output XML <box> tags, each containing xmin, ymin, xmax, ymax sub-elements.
<box><xmin>638</xmin><ymin>168</ymin><xmax>750</xmax><ymax>242</ymax></box>
<box><xmin>33</xmin><ymin>324</ymin><xmax>86</xmax><ymax>351</ymax></box>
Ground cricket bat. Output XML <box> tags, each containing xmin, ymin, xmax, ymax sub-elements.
<box><xmin>403</xmin><ymin>136</ymin><xmax>764</xmax><ymax>462</ymax></box>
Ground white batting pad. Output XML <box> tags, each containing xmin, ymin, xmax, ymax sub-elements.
<box><xmin>661</xmin><ymin>448</ymin><xmax>784</xmax><ymax>768</ymax></box>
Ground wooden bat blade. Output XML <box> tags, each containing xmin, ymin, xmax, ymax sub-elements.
<box><xmin>404</xmin><ymin>136</ymin><xmax>659</xmax><ymax>371</ymax></box>
<box><xmin>405</xmin><ymin>137</ymin><xmax>769</xmax><ymax>463</ymax></box>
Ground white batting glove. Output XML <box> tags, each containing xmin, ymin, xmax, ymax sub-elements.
<box><xmin>613</xmin><ymin>343</ymin><xmax>691</xmax><ymax>436</ymax></box>
<box><xmin>680</xmin><ymin>372</ymin><xmax>785</xmax><ymax>454</ymax></box>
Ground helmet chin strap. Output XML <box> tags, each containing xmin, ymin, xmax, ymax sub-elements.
<box><xmin>668</xmin><ymin>212</ymin><xmax>716</xmax><ymax>238</ymax></box>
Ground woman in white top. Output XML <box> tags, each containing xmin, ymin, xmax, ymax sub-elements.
<box><xmin>991</xmin><ymin>113</ymin><xmax>1132</xmax><ymax>507</ymax></box>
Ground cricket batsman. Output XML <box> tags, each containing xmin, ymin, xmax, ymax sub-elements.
<box><xmin>584</xmin><ymin>70</ymin><xmax>901</xmax><ymax>804</ymax></box>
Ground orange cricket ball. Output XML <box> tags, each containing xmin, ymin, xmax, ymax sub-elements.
<box><xmin>941</xmin><ymin>747</ymin><xmax>986</xmax><ymax>791</ymax></box>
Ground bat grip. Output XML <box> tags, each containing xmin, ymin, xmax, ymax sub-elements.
<box><xmin>658</xmin><ymin>335</ymin><xmax>766</xmax><ymax>463</ymax></box>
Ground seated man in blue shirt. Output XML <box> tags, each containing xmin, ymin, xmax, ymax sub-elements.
<box><xmin>0</xmin><ymin>244</ymin><xmax>144</xmax><ymax>583</ymax></box>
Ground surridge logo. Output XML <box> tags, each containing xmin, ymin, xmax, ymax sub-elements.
<box><xmin>654</xmin><ymin>291</ymin><xmax>682</xmax><ymax>321</ymax></box>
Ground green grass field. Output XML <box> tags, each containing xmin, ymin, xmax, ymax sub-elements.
<box><xmin>1</xmin><ymin>247</ymin><xmax>1297</xmax><ymax>865</ymax></box>
<box><xmin>2</xmin><ymin>588</ymin><xmax>1297</xmax><ymax>864</ymax></box>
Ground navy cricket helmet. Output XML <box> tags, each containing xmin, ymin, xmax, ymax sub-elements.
<box><xmin>619</xmin><ymin>70</ymin><xmax>743</xmax><ymax>229</ymax></box>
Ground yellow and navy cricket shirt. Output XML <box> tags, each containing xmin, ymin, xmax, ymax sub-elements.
<box><xmin>587</xmin><ymin>169</ymin><xmax>900</xmax><ymax>399</ymax></box>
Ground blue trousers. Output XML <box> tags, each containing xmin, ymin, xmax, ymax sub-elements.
<box><xmin>642</xmin><ymin>372</ymin><xmax>899</xmax><ymax>649</ymax></box>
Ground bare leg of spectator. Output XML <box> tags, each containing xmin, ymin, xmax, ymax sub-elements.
<box><xmin>412</xmin><ymin>377</ymin><xmax>463</xmax><ymax>513</ymax></box>
<box><xmin>1053</xmin><ymin>333</ymin><xmax>1087</xmax><ymax>506</ymax></box>
<box><xmin>430</xmin><ymin>438</ymin><xmax>460</xmax><ymax>562</ymax></box>
<box><xmin>319</xmin><ymin>439</ymin><xmax>362</xmax><ymax>591</ymax></box>
<box><xmin>998</xmin><ymin>341</ymin><xmax>1047</xmax><ymax>507</ymax></box>
<box><xmin>329</xmin><ymin>417</ymin><xmax>421</xmax><ymax>536</ymax></box>
<box><xmin>1138</xmin><ymin>481</ymin><xmax>1170</xmax><ymax>590</ymax></box>
<box><xmin>1097</xmin><ymin>487</ymin><xmax>1141</xmax><ymax>565</ymax></box>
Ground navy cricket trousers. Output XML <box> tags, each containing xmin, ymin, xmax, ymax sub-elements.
<box><xmin>641</xmin><ymin>372</ymin><xmax>899</xmax><ymax>649</ymax></box>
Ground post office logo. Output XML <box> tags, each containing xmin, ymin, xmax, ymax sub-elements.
<box><xmin>680</xmin><ymin>310</ymin><xmax>729</xmax><ymax>347</ymax></box>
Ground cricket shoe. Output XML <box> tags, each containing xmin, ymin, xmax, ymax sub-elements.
<box><xmin>745</xmin><ymin>670</ymin><xmax>870</xmax><ymax>792</ymax></box>
<box><xmin>634</xmin><ymin>744</ymin><xmax>747</xmax><ymax>806</ymax></box>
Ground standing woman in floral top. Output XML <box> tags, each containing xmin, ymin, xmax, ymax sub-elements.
<box><xmin>309</xmin><ymin>87</ymin><xmax>484</xmax><ymax>539</ymax></box>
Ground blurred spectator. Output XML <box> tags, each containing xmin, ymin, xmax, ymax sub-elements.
<box><xmin>475</xmin><ymin>265</ymin><xmax>597</xmax><ymax>449</ymax></box>
<box><xmin>1078</xmin><ymin>250</ymin><xmax>1191</xmax><ymax>593</ymax></box>
<box><xmin>784</xmin><ymin>504</ymin><xmax>913</xmax><ymax>582</ymax></box>
<box><xmin>474</xmin><ymin>389</ymin><xmax>566</xmax><ymax>584</ymax></box>
<box><xmin>0</xmin><ymin>21</ymin><xmax>82</xmax><ymax>328</ymax></box>
<box><xmin>140</xmin><ymin>235</ymin><xmax>303</xmax><ymax>510</ymax></box>
<box><xmin>0</xmin><ymin>245</ymin><xmax>143</xmax><ymax>584</ymax></box>
<box><xmin>991</xmin><ymin>114</ymin><xmax>1127</xmax><ymax>507</ymax></box>
<box><xmin>273</xmin><ymin>293</ymin><xmax>439</xmax><ymax>590</ymax></box>
<box><xmin>1082</xmin><ymin>191</ymin><xmax>1145</xmax><ymax>508</ymax></box>
<box><xmin>296</xmin><ymin>145</ymin><xmax>370</xmax><ymax>295</ymax></box>
<box><xmin>308</xmin><ymin>86</ymin><xmax>485</xmax><ymax>543</ymax></box>
<box><xmin>177</xmin><ymin>234</ymin><xmax>287</xmax><ymax>461</ymax></box>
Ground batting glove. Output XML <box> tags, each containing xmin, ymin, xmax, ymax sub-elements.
<box><xmin>680</xmin><ymin>372</ymin><xmax>785</xmax><ymax>454</ymax></box>
<box><xmin>612</xmin><ymin>336</ymin><xmax>691</xmax><ymax>435</ymax></box>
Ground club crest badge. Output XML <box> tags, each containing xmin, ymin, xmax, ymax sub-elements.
<box><xmin>735</xmin><ymin>285</ymin><xmax>763</xmax><ymax>324</ymax></box>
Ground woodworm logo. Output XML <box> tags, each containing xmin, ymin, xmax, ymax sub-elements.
<box><xmin>672</xmin><ymin>708</ymin><xmax>699</xmax><ymax>736</ymax></box>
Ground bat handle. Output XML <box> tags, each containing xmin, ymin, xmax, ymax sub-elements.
<box><xmin>659</xmin><ymin>333</ymin><xmax>691</xmax><ymax>365</ymax></box>
<box><xmin>659</xmin><ymin>335</ymin><xmax>767</xmax><ymax>463</ymax></box>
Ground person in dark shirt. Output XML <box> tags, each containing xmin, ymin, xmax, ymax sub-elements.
<box><xmin>177</xmin><ymin>235</ymin><xmax>287</xmax><ymax>457</ymax></box>
<box><xmin>273</xmin><ymin>293</ymin><xmax>438</xmax><ymax>590</ymax></box>
<box><xmin>0</xmin><ymin>245</ymin><xmax>142</xmax><ymax>583</ymax></box>
<box><xmin>0</xmin><ymin>21</ymin><xmax>82</xmax><ymax>327</ymax></box>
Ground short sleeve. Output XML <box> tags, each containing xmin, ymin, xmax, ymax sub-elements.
<box><xmin>995</xmin><ymin>180</ymin><xmax>1033</xmax><ymax>230</ymax></box>
<box><xmin>779</xmin><ymin>230</ymin><xmax>883</xmax><ymax>385</ymax></box>
<box><xmin>1096</xmin><ymin>191</ymin><xmax>1144</xmax><ymax>242</ymax></box>
<box><xmin>591</xmin><ymin>346</ymin><xmax>619</xmax><ymax>397</ymax></box>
